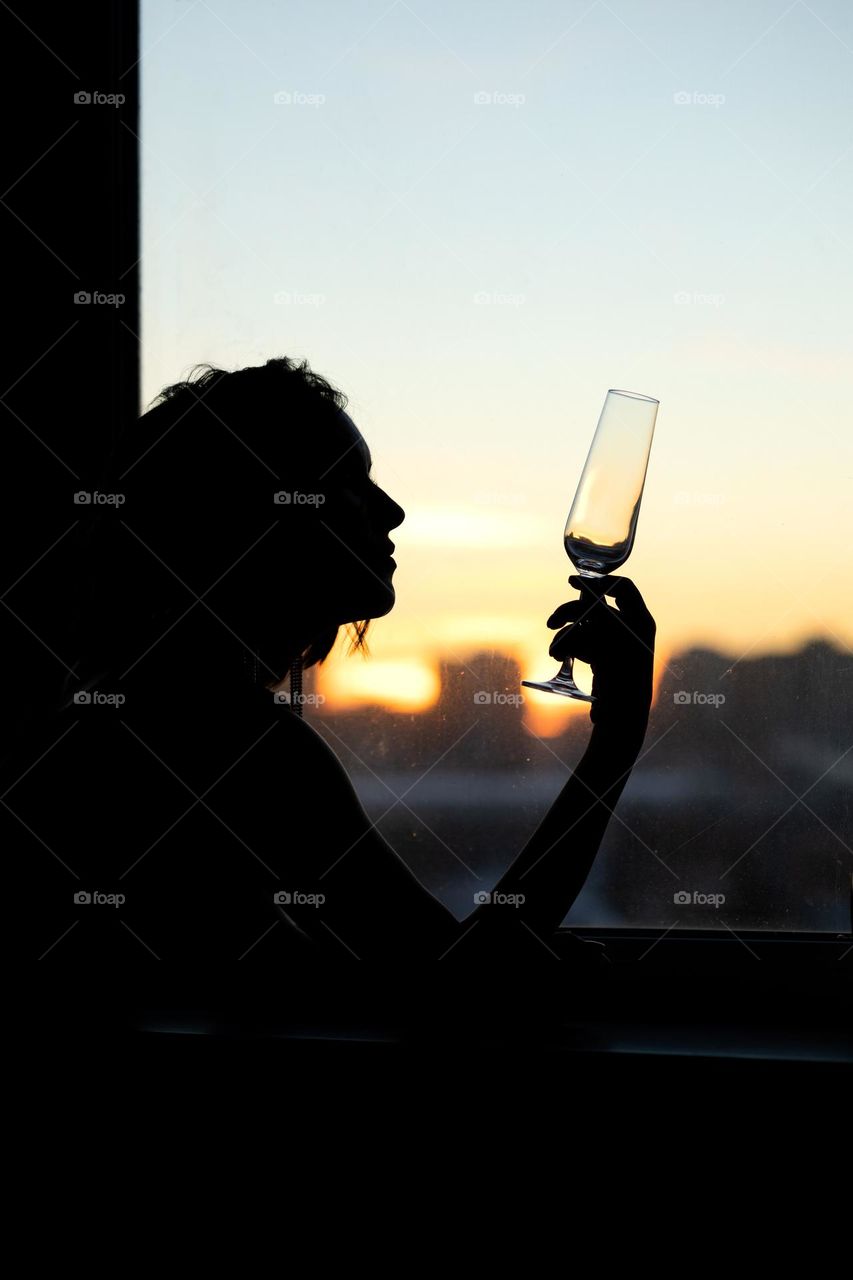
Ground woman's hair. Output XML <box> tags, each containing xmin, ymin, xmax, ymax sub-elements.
<box><xmin>65</xmin><ymin>356</ymin><xmax>370</xmax><ymax>701</ymax></box>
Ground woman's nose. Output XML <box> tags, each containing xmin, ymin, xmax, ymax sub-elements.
<box><xmin>380</xmin><ymin>490</ymin><xmax>405</xmax><ymax>530</ymax></box>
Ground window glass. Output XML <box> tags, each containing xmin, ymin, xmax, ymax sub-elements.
<box><xmin>142</xmin><ymin>0</ymin><xmax>853</xmax><ymax>932</ymax></box>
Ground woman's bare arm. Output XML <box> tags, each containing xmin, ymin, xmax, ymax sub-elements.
<box><xmin>459</xmin><ymin>574</ymin><xmax>656</xmax><ymax>947</ymax></box>
<box><xmin>284</xmin><ymin>574</ymin><xmax>655</xmax><ymax>959</ymax></box>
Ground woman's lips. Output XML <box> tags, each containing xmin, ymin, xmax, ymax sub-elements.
<box><xmin>355</xmin><ymin>540</ymin><xmax>395</xmax><ymax>573</ymax></box>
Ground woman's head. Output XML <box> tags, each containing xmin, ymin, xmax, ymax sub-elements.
<box><xmin>72</xmin><ymin>357</ymin><xmax>404</xmax><ymax>696</ymax></box>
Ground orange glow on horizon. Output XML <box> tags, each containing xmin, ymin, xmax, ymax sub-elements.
<box><xmin>316</xmin><ymin>641</ymin><xmax>677</xmax><ymax>737</ymax></box>
<box><xmin>318</xmin><ymin>658</ymin><xmax>441</xmax><ymax>713</ymax></box>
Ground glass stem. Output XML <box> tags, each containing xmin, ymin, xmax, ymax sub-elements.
<box><xmin>552</xmin><ymin>657</ymin><xmax>581</xmax><ymax>689</ymax></box>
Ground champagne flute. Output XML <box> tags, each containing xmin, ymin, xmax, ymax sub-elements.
<box><xmin>522</xmin><ymin>388</ymin><xmax>659</xmax><ymax>701</ymax></box>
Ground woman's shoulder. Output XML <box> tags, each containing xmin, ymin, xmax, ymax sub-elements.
<box><xmin>264</xmin><ymin>704</ymin><xmax>368</xmax><ymax>812</ymax></box>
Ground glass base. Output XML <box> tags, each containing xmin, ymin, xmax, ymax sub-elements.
<box><xmin>521</xmin><ymin>675</ymin><xmax>594</xmax><ymax>703</ymax></box>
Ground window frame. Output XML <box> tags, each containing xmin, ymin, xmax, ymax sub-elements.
<box><xmin>7</xmin><ymin>0</ymin><xmax>849</xmax><ymax>980</ymax></box>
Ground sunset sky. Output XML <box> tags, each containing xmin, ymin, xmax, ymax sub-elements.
<box><xmin>141</xmin><ymin>0</ymin><xmax>852</xmax><ymax>732</ymax></box>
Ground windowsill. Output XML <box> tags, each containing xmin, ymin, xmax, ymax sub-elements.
<box><xmin>564</xmin><ymin>926</ymin><xmax>853</xmax><ymax>965</ymax></box>
<box><xmin>25</xmin><ymin>928</ymin><xmax>851</xmax><ymax>1073</ymax></box>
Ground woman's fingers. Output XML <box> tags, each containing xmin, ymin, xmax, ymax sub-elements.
<box><xmin>569</xmin><ymin>574</ymin><xmax>654</xmax><ymax>633</ymax></box>
<box><xmin>548</xmin><ymin>588</ymin><xmax>612</xmax><ymax>632</ymax></box>
<box><xmin>550</xmin><ymin>624</ymin><xmax>595</xmax><ymax>664</ymax></box>
<box><xmin>568</xmin><ymin>573</ymin><xmax>614</xmax><ymax>598</ymax></box>
<box><xmin>546</xmin><ymin>600</ymin><xmax>585</xmax><ymax>628</ymax></box>
<box><xmin>568</xmin><ymin>573</ymin><xmax>643</xmax><ymax>610</ymax></box>
<box><xmin>547</xmin><ymin>576</ymin><xmax>655</xmax><ymax>672</ymax></box>
<box><xmin>549</xmin><ymin>623</ymin><xmax>575</xmax><ymax>656</ymax></box>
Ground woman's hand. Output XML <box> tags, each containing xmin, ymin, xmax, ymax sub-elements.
<box><xmin>546</xmin><ymin>575</ymin><xmax>656</xmax><ymax>728</ymax></box>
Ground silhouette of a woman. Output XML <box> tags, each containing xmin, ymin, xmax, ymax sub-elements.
<box><xmin>16</xmin><ymin>357</ymin><xmax>656</xmax><ymax>963</ymax></box>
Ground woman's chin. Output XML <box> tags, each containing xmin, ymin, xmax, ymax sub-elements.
<box><xmin>363</xmin><ymin>580</ymin><xmax>396</xmax><ymax>617</ymax></box>
<box><xmin>331</xmin><ymin>585</ymin><xmax>395</xmax><ymax>626</ymax></box>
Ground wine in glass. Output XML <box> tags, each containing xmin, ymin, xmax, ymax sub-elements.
<box><xmin>522</xmin><ymin>388</ymin><xmax>659</xmax><ymax>701</ymax></box>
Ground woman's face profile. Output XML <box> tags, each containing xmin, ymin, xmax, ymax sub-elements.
<box><xmin>302</xmin><ymin>407</ymin><xmax>405</xmax><ymax>626</ymax></box>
